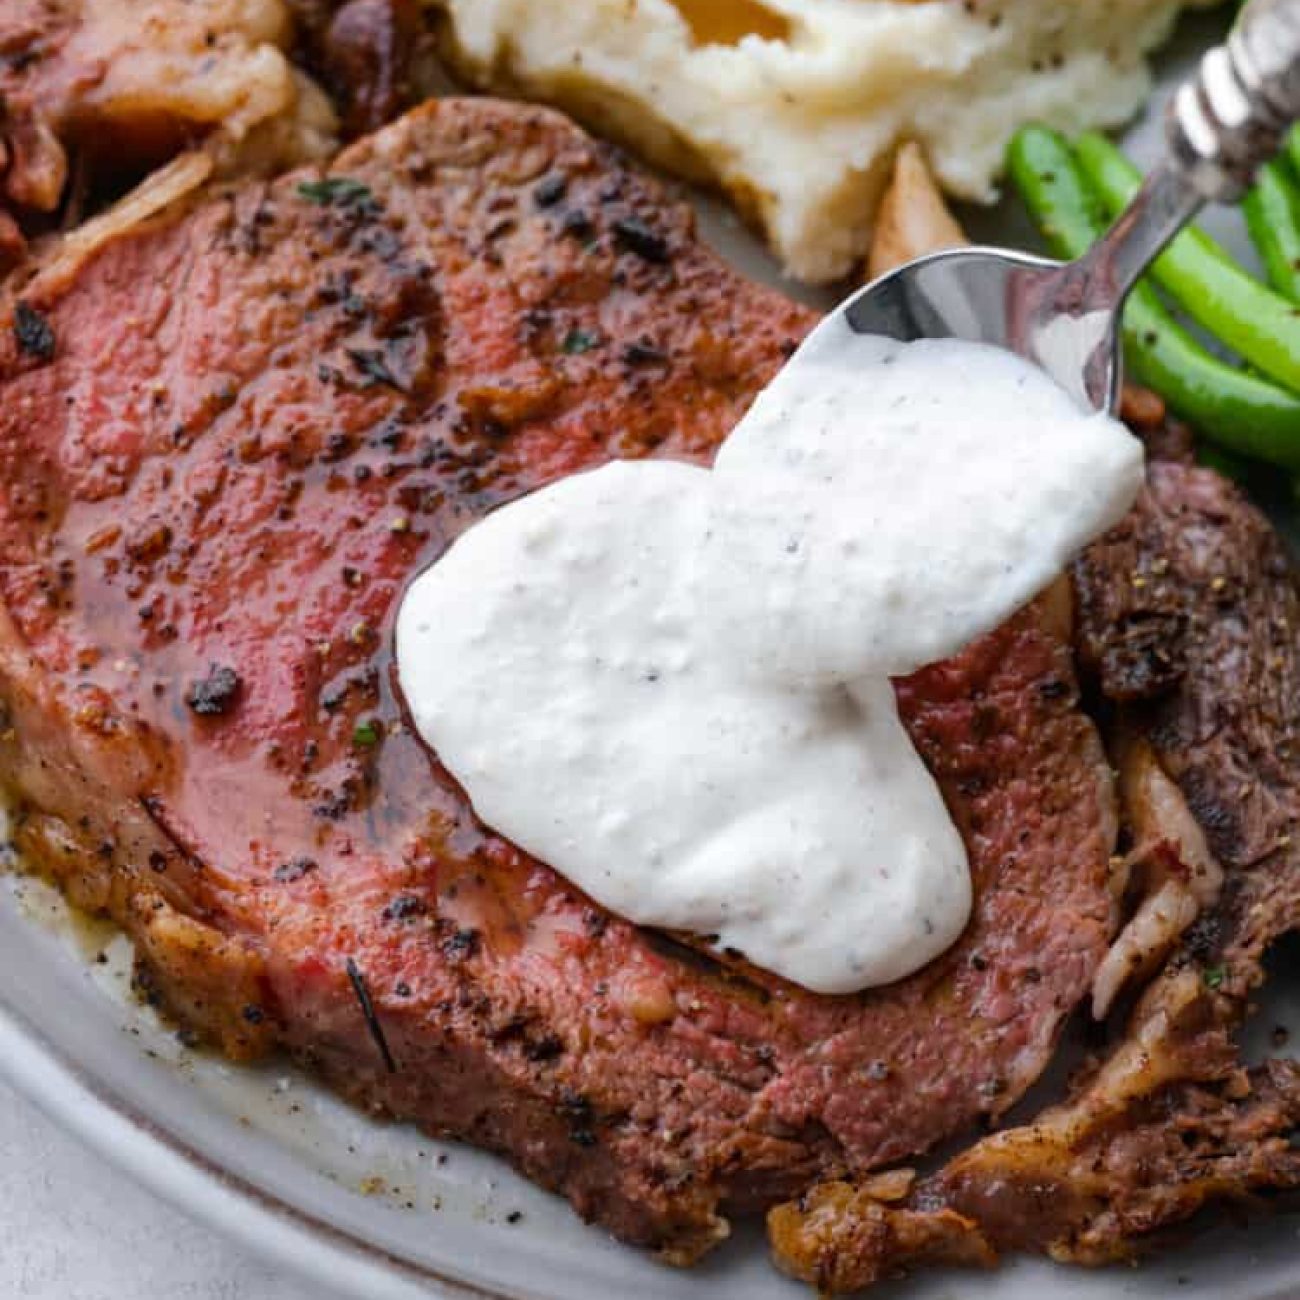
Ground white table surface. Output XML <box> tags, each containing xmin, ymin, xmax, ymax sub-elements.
<box><xmin>0</xmin><ymin>1079</ymin><xmax>322</xmax><ymax>1300</ymax></box>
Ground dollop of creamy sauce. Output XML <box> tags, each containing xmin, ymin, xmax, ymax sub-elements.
<box><xmin>397</xmin><ymin>331</ymin><xmax>1144</xmax><ymax>994</ymax></box>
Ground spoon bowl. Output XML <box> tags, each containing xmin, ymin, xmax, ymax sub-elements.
<box><xmin>823</xmin><ymin>0</ymin><xmax>1300</xmax><ymax>415</ymax></box>
<box><xmin>834</xmin><ymin>247</ymin><xmax>1116</xmax><ymax>415</ymax></box>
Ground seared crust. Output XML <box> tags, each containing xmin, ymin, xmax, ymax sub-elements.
<box><xmin>0</xmin><ymin>98</ymin><xmax>1117</xmax><ymax>1259</ymax></box>
<box><xmin>769</xmin><ymin>462</ymin><xmax>1300</xmax><ymax>1289</ymax></box>
<box><xmin>1075</xmin><ymin>463</ymin><xmax>1300</xmax><ymax>890</ymax></box>
<box><xmin>771</xmin><ymin>1058</ymin><xmax>1300</xmax><ymax>1289</ymax></box>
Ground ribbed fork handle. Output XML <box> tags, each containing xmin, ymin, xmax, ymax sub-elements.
<box><xmin>1169</xmin><ymin>0</ymin><xmax>1300</xmax><ymax>202</ymax></box>
<box><xmin>1071</xmin><ymin>0</ymin><xmax>1300</xmax><ymax>312</ymax></box>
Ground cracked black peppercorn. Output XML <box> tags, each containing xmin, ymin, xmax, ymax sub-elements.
<box><xmin>186</xmin><ymin>664</ymin><xmax>242</xmax><ymax>716</ymax></box>
<box><xmin>612</xmin><ymin>216</ymin><xmax>670</xmax><ymax>264</ymax></box>
<box><xmin>533</xmin><ymin>173</ymin><xmax>567</xmax><ymax>207</ymax></box>
<box><xmin>13</xmin><ymin>301</ymin><xmax>55</xmax><ymax>361</ymax></box>
<box><xmin>274</xmin><ymin>856</ymin><xmax>318</xmax><ymax>883</ymax></box>
<box><xmin>383</xmin><ymin>893</ymin><xmax>428</xmax><ymax>922</ymax></box>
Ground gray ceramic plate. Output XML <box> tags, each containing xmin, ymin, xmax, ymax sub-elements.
<box><xmin>3</xmin><ymin>9</ymin><xmax>1300</xmax><ymax>1299</ymax></box>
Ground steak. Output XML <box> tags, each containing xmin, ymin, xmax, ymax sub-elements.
<box><xmin>770</xmin><ymin>461</ymin><xmax>1300</xmax><ymax>1290</ymax></box>
<box><xmin>0</xmin><ymin>98</ymin><xmax>1119</xmax><ymax>1260</ymax></box>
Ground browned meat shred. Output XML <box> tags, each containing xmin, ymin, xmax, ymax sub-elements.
<box><xmin>769</xmin><ymin>462</ymin><xmax>1300</xmax><ymax>1290</ymax></box>
<box><xmin>287</xmin><ymin>0</ymin><xmax>425</xmax><ymax>135</ymax></box>
<box><xmin>0</xmin><ymin>0</ymin><xmax>335</xmax><ymax>260</ymax></box>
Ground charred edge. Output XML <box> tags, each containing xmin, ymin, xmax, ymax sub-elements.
<box><xmin>345</xmin><ymin>956</ymin><xmax>397</xmax><ymax>1074</ymax></box>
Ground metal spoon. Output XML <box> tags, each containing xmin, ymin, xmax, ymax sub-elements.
<box><xmin>827</xmin><ymin>0</ymin><xmax>1300</xmax><ymax>414</ymax></box>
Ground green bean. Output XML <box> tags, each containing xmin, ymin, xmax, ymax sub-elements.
<box><xmin>1122</xmin><ymin>298</ymin><xmax>1300</xmax><ymax>467</ymax></box>
<box><xmin>1006</xmin><ymin>125</ymin><xmax>1110</xmax><ymax>259</ymax></box>
<box><xmin>1074</xmin><ymin>132</ymin><xmax>1300</xmax><ymax>396</ymax></box>
<box><xmin>1007</xmin><ymin>126</ymin><xmax>1300</xmax><ymax>469</ymax></box>
<box><xmin>1244</xmin><ymin>160</ymin><xmax>1300</xmax><ymax>302</ymax></box>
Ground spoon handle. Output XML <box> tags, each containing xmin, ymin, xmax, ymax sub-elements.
<box><xmin>1169</xmin><ymin>0</ymin><xmax>1300</xmax><ymax>203</ymax></box>
<box><xmin>1045</xmin><ymin>1</ymin><xmax>1300</xmax><ymax>411</ymax></box>
<box><xmin>1074</xmin><ymin>0</ymin><xmax>1300</xmax><ymax>308</ymax></box>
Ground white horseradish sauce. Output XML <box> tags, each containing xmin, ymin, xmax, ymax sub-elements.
<box><xmin>396</xmin><ymin>330</ymin><xmax>1144</xmax><ymax>994</ymax></box>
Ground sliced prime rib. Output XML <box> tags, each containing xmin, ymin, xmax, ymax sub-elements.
<box><xmin>770</xmin><ymin>460</ymin><xmax>1300</xmax><ymax>1290</ymax></box>
<box><xmin>0</xmin><ymin>97</ymin><xmax>1120</xmax><ymax>1260</ymax></box>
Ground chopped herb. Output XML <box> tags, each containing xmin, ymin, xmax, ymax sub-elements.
<box><xmin>185</xmin><ymin>664</ymin><xmax>241</xmax><ymax>716</ymax></box>
<box><xmin>558</xmin><ymin>1087</ymin><xmax>597</xmax><ymax>1146</ymax></box>
<box><xmin>13</xmin><ymin>301</ymin><xmax>55</xmax><ymax>361</ymax></box>
<box><xmin>1203</xmin><ymin>964</ymin><xmax>1227</xmax><ymax>990</ymax></box>
<box><xmin>561</xmin><ymin>328</ymin><xmax>600</xmax><ymax>355</ymax></box>
<box><xmin>345</xmin><ymin>957</ymin><xmax>397</xmax><ymax>1073</ymax></box>
<box><xmin>321</xmin><ymin>683</ymin><xmax>347</xmax><ymax>714</ymax></box>
<box><xmin>560</xmin><ymin>209</ymin><xmax>594</xmax><ymax>241</ymax></box>
<box><xmin>297</xmin><ymin>176</ymin><xmax>373</xmax><ymax>207</ymax></box>
<box><xmin>322</xmin><ymin>432</ymin><xmax>354</xmax><ymax>462</ymax></box>
<box><xmin>440</xmin><ymin>927</ymin><xmax>480</xmax><ymax>961</ymax></box>
<box><xmin>353</xmin><ymin>719</ymin><xmax>381</xmax><ymax>748</ymax></box>
<box><xmin>523</xmin><ymin>1033</ymin><xmax>564</xmax><ymax>1063</ymax></box>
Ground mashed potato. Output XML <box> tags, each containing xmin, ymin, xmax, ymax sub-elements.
<box><xmin>430</xmin><ymin>0</ymin><xmax>1214</xmax><ymax>282</ymax></box>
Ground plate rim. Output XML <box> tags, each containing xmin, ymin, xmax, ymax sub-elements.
<box><xmin>7</xmin><ymin>12</ymin><xmax>1299</xmax><ymax>1300</ymax></box>
<box><xmin>0</xmin><ymin>992</ymin><xmax>505</xmax><ymax>1300</ymax></box>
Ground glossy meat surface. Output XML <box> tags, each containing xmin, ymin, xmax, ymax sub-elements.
<box><xmin>0</xmin><ymin>98</ymin><xmax>1119</xmax><ymax>1258</ymax></box>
